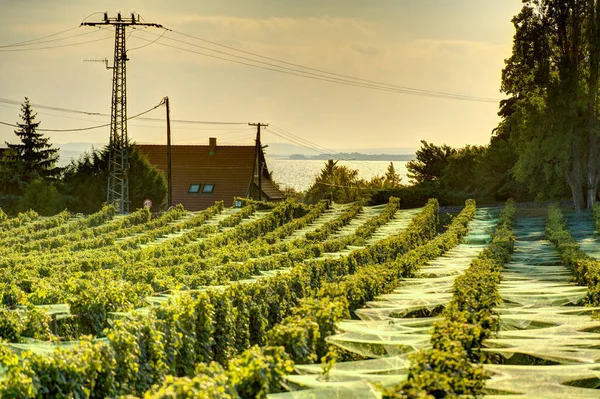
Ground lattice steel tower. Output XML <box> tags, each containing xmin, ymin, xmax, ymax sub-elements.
<box><xmin>82</xmin><ymin>12</ymin><xmax>162</xmax><ymax>213</ymax></box>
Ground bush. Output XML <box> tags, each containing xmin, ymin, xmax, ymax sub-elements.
<box><xmin>17</xmin><ymin>179</ymin><xmax>65</xmax><ymax>216</ymax></box>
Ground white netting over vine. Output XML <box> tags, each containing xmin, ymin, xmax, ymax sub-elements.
<box><xmin>270</xmin><ymin>208</ymin><xmax>497</xmax><ymax>398</ymax></box>
<box><xmin>483</xmin><ymin>215</ymin><xmax>600</xmax><ymax>398</ymax></box>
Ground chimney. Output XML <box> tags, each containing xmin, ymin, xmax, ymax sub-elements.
<box><xmin>209</xmin><ymin>137</ymin><xmax>217</xmax><ymax>155</ymax></box>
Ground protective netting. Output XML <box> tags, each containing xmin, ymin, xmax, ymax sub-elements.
<box><xmin>269</xmin><ymin>208</ymin><xmax>497</xmax><ymax>398</ymax></box>
<box><xmin>282</xmin><ymin>203</ymin><xmax>353</xmax><ymax>242</ymax></box>
<box><xmin>482</xmin><ymin>215</ymin><xmax>600</xmax><ymax>398</ymax></box>
<box><xmin>364</xmin><ymin>207</ymin><xmax>425</xmax><ymax>245</ymax></box>
<box><xmin>320</xmin><ymin>207</ymin><xmax>423</xmax><ymax>259</ymax></box>
<box><xmin>564</xmin><ymin>211</ymin><xmax>600</xmax><ymax>259</ymax></box>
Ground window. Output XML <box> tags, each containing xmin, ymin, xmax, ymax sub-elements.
<box><xmin>202</xmin><ymin>184</ymin><xmax>215</xmax><ymax>194</ymax></box>
<box><xmin>188</xmin><ymin>184</ymin><xmax>200</xmax><ymax>194</ymax></box>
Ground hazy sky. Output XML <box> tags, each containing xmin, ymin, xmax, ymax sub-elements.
<box><xmin>0</xmin><ymin>0</ymin><xmax>522</xmax><ymax>153</ymax></box>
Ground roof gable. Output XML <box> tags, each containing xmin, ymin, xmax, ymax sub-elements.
<box><xmin>137</xmin><ymin>144</ymin><xmax>261</xmax><ymax>209</ymax></box>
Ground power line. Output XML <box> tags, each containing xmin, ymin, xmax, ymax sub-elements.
<box><xmin>0</xmin><ymin>35</ymin><xmax>113</xmax><ymax>52</ymax></box>
<box><xmin>0</xmin><ymin>26</ymin><xmax>80</xmax><ymax>48</ymax></box>
<box><xmin>0</xmin><ymin>100</ymin><xmax>165</xmax><ymax>132</ymax></box>
<box><xmin>168</xmin><ymin>28</ymin><xmax>500</xmax><ymax>103</ymax></box>
<box><xmin>0</xmin><ymin>97</ymin><xmax>247</xmax><ymax>125</ymax></box>
<box><xmin>266</xmin><ymin>129</ymin><xmax>359</xmax><ymax>164</ymax></box>
<box><xmin>268</xmin><ymin>125</ymin><xmax>357</xmax><ymax>162</ymax></box>
<box><xmin>136</xmin><ymin>27</ymin><xmax>500</xmax><ymax>102</ymax></box>
<box><xmin>139</xmin><ymin>32</ymin><xmax>499</xmax><ymax>102</ymax></box>
<box><xmin>0</xmin><ymin>21</ymin><xmax>501</xmax><ymax>102</ymax></box>
<box><xmin>270</xmin><ymin>125</ymin><xmax>344</xmax><ymax>157</ymax></box>
<box><xmin>315</xmin><ymin>181</ymin><xmax>375</xmax><ymax>190</ymax></box>
<box><xmin>128</xmin><ymin>27</ymin><xmax>167</xmax><ymax>52</ymax></box>
<box><xmin>0</xmin><ymin>28</ymin><xmax>104</xmax><ymax>48</ymax></box>
<box><xmin>0</xmin><ymin>97</ymin><xmax>103</xmax><ymax>116</ymax></box>
<box><xmin>266</xmin><ymin>129</ymin><xmax>332</xmax><ymax>157</ymax></box>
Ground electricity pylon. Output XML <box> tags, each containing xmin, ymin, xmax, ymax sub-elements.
<box><xmin>82</xmin><ymin>12</ymin><xmax>162</xmax><ymax>213</ymax></box>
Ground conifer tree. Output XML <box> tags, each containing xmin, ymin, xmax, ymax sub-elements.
<box><xmin>384</xmin><ymin>162</ymin><xmax>401</xmax><ymax>188</ymax></box>
<box><xmin>3</xmin><ymin>97</ymin><xmax>61</xmax><ymax>183</ymax></box>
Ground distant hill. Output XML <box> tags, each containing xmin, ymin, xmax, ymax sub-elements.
<box><xmin>265</xmin><ymin>142</ymin><xmax>416</xmax><ymax>159</ymax></box>
<box><xmin>54</xmin><ymin>141</ymin><xmax>416</xmax><ymax>166</ymax></box>
<box><xmin>288</xmin><ymin>152</ymin><xmax>414</xmax><ymax>161</ymax></box>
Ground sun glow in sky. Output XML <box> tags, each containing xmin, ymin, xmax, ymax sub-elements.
<box><xmin>0</xmin><ymin>0</ymin><xmax>522</xmax><ymax>153</ymax></box>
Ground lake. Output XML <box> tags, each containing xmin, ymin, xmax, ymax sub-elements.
<box><xmin>266</xmin><ymin>159</ymin><xmax>410</xmax><ymax>192</ymax></box>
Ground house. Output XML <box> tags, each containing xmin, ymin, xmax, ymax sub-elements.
<box><xmin>137</xmin><ymin>138</ymin><xmax>285</xmax><ymax>211</ymax></box>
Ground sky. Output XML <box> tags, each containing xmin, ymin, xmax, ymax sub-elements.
<box><xmin>0</xmin><ymin>0</ymin><xmax>523</xmax><ymax>155</ymax></box>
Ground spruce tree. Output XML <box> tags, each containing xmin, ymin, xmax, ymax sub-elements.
<box><xmin>4</xmin><ymin>97</ymin><xmax>61</xmax><ymax>183</ymax></box>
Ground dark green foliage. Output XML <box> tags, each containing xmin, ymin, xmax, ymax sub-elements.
<box><xmin>17</xmin><ymin>179</ymin><xmax>65</xmax><ymax>216</ymax></box>
<box><xmin>0</xmin><ymin>98</ymin><xmax>62</xmax><ymax>213</ymax></box>
<box><xmin>373</xmin><ymin>138</ymin><xmax>529</xmax><ymax>206</ymax></box>
<box><xmin>2</xmin><ymin>98</ymin><xmax>61</xmax><ymax>184</ymax></box>
<box><xmin>406</xmin><ymin>140</ymin><xmax>456</xmax><ymax>184</ymax></box>
<box><xmin>500</xmin><ymin>0</ymin><xmax>600</xmax><ymax>210</ymax></box>
<box><xmin>59</xmin><ymin>150</ymin><xmax>105</xmax><ymax>214</ymax></box>
<box><xmin>61</xmin><ymin>144</ymin><xmax>167</xmax><ymax>213</ymax></box>
<box><xmin>305</xmin><ymin>160</ymin><xmax>362</xmax><ymax>203</ymax></box>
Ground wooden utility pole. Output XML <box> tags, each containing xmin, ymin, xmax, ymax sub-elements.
<box><xmin>249</xmin><ymin>122</ymin><xmax>268</xmax><ymax>201</ymax></box>
<box><xmin>165</xmin><ymin>96</ymin><xmax>172</xmax><ymax>208</ymax></box>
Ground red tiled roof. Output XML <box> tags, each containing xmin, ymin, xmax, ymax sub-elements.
<box><xmin>137</xmin><ymin>144</ymin><xmax>283</xmax><ymax>210</ymax></box>
<box><xmin>253</xmin><ymin>177</ymin><xmax>285</xmax><ymax>200</ymax></box>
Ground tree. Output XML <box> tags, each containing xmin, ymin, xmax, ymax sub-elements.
<box><xmin>61</xmin><ymin>144</ymin><xmax>167</xmax><ymax>213</ymax></box>
<box><xmin>502</xmin><ymin>0</ymin><xmax>600</xmax><ymax>210</ymax></box>
<box><xmin>406</xmin><ymin>140</ymin><xmax>456</xmax><ymax>184</ymax></box>
<box><xmin>2</xmin><ymin>98</ymin><xmax>61</xmax><ymax>184</ymax></box>
<box><xmin>384</xmin><ymin>162</ymin><xmax>402</xmax><ymax>188</ymax></box>
<box><xmin>17</xmin><ymin>179</ymin><xmax>65</xmax><ymax>216</ymax></box>
<box><xmin>59</xmin><ymin>150</ymin><xmax>106</xmax><ymax>214</ymax></box>
<box><xmin>440</xmin><ymin>145</ymin><xmax>486</xmax><ymax>194</ymax></box>
<box><xmin>304</xmin><ymin>160</ymin><xmax>363</xmax><ymax>203</ymax></box>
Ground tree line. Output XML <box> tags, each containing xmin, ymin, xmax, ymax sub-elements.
<box><xmin>0</xmin><ymin>98</ymin><xmax>166</xmax><ymax>216</ymax></box>
<box><xmin>312</xmin><ymin>0</ymin><xmax>600</xmax><ymax>210</ymax></box>
<box><xmin>7</xmin><ymin>0</ymin><xmax>597</xmax><ymax>218</ymax></box>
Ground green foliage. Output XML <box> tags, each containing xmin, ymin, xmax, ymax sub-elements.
<box><xmin>59</xmin><ymin>150</ymin><xmax>105</xmax><ymax>214</ymax></box>
<box><xmin>305</xmin><ymin>160</ymin><xmax>363</xmax><ymax>203</ymax></box>
<box><xmin>67</xmin><ymin>278</ymin><xmax>150</xmax><ymax>336</ymax></box>
<box><xmin>142</xmin><ymin>363</ymin><xmax>233</xmax><ymax>399</ymax></box>
<box><xmin>0</xmin><ymin>98</ymin><xmax>62</xmax><ymax>213</ymax></box>
<box><xmin>61</xmin><ymin>144</ymin><xmax>167</xmax><ymax>213</ymax></box>
<box><xmin>227</xmin><ymin>346</ymin><xmax>294</xmax><ymax>398</ymax></box>
<box><xmin>1</xmin><ymin>98</ymin><xmax>61</xmax><ymax>185</ymax></box>
<box><xmin>0</xmin><ymin>196</ymin><xmax>448</xmax><ymax>398</ymax></box>
<box><xmin>385</xmin><ymin>161</ymin><xmax>402</xmax><ymax>187</ymax></box>
<box><xmin>0</xmin><ymin>307</ymin><xmax>23</xmax><ymax>342</ymax></box>
<box><xmin>501</xmin><ymin>1</ymin><xmax>600</xmax><ymax>210</ymax></box>
<box><xmin>16</xmin><ymin>179</ymin><xmax>65</xmax><ymax>216</ymax></box>
<box><xmin>375</xmin><ymin>136</ymin><xmax>529</xmax><ymax>206</ymax></box>
<box><xmin>406</xmin><ymin>140</ymin><xmax>456</xmax><ymax>184</ymax></box>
